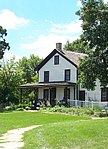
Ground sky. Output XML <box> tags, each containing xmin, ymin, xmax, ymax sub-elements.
<box><xmin>0</xmin><ymin>0</ymin><xmax>107</xmax><ymax>60</ymax></box>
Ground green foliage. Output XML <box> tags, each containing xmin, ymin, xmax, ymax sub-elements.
<box><xmin>64</xmin><ymin>39</ymin><xmax>90</xmax><ymax>54</ymax></box>
<box><xmin>76</xmin><ymin>0</ymin><xmax>108</xmax><ymax>89</ymax></box>
<box><xmin>18</xmin><ymin>54</ymin><xmax>42</xmax><ymax>84</ymax></box>
<box><xmin>41</xmin><ymin>106</ymin><xmax>103</xmax><ymax>117</ymax></box>
<box><xmin>0</xmin><ymin>26</ymin><xmax>10</xmax><ymax>59</ymax></box>
<box><xmin>0</xmin><ymin>54</ymin><xmax>42</xmax><ymax>105</ymax></box>
<box><xmin>0</xmin><ymin>57</ymin><xmax>21</xmax><ymax>104</ymax></box>
<box><xmin>17</xmin><ymin>54</ymin><xmax>42</xmax><ymax>104</ymax></box>
<box><xmin>78</xmin><ymin>57</ymin><xmax>97</xmax><ymax>90</ymax></box>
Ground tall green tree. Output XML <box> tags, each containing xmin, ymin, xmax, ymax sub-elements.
<box><xmin>0</xmin><ymin>54</ymin><xmax>42</xmax><ymax>105</ymax></box>
<box><xmin>76</xmin><ymin>0</ymin><xmax>108</xmax><ymax>89</ymax></box>
<box><xmin>64</xmin><ymin>39</ymin><xmax>90</xmax><ymax>54</ymax></box>
<box><xmin>0</xmin><ymin>26</ymin><xmax>10</xmax><ymax>59</ymax></box>
<box><xmin>18</xmin><ymin>54</ymin><xmax>42</xmax><ymax>84</ymax></box>
<box><xmin>0</xmin><ymin>57</ymin><xmax>21</xmax><ymax>104</ymax></box>
<box><xmin>17</xmin><ymin>55</ymin><xmax>42</xmax><ymax>103</ymax></box>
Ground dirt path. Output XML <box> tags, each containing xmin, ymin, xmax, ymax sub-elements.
<box><xmin>0</xmin><ymin>125</ymin><xmax>41</xmax><ymax>149</ymax></box>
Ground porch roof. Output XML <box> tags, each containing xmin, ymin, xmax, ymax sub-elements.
<box><xmin>18</xmin><ymin>82</ymin><xmax>76</xmax><ymax>89</ymax></box>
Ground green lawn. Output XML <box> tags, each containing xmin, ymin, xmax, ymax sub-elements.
<box><xmin>0</xmin><ymin>111</ymin><xmax>86</xmax><ymax>134</ymax></box>
<box><xmin>0</xmin><ymin>111</ymin><xmax>108</xmax><ymax>149</ymax></box>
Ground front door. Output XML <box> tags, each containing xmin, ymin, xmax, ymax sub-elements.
<box><xmin>79</xmin><ymin>90</ymin><xmax>85</xmax><ymax>107</ymax></box>
<box><xmin>79</xmin><ymin>91</ymin><xmax>85</xmax><ymax>101</ymax></box>
<box><xmin>64</xmin><ymin>88</ymin><xmax>70</xmax><ymax>106</ymax></box>
<box><xmin>50</xmin><ymin>88</ymin><xmax>56</xmax><ymax>106</ymax></box>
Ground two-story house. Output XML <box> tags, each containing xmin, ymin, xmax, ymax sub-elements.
<box><xmin>19</xmin><ymin>43</ymin><xmax>108</xmax><ymax>107</ymax></box>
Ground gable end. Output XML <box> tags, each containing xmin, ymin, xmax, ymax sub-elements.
<box><xmin>34</xmin><ymin>49</ymin><xmax>77</xmax><ymax>72</ymax></box>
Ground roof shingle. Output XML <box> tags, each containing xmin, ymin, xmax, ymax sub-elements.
<box><xmin>63</xmin><ymin>51</ymin><xmax>87</xmax><ymax>66</ymax></box>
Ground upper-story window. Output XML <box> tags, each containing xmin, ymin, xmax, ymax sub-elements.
<box><xmin>44</xmin><ymin>71</ymin><xmax>49</xmax><ymax>82</ymax></box>
<box><xmin>65</xmin><ymin>69</ymin><xmax>70</xmax><ymax>81</ymax></box>
<box><xmin>54</xmin><ymin>55</ymin><xmax>59</xmax><ymax>65</ymax></box>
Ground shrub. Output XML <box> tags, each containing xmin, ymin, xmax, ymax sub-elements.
<box><xmin>41</xmin><ymin>106</ymin><xmax>104</xmax><ymax>117</ymax></box>
<box><xmin>3</xmin><ymin>106</ymin><xmax>12</xmax><ymax>111</ymax></box>
<box><xmin>16</xmin><ymin>108</ymin><xmax>24</xmax><ymax>111</ymax></box>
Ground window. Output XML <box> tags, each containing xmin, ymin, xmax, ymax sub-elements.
<box><xmin>44</xmin><ymin>71</ymin><xmax>49</xmax><ymax>82</ymax></box>
<box><xmin>54</xmin><ymin>55</ymin><xmax>59</xmax><ymax>65</ymax></box>
<box><xmin>44</xmin><ymin>89</ymin><xmax>49</xmax><ymax>100</ymax></box>
<box><xmin>65</xmin><ymin>69</ymin><xmax>70</xmax><ymax>81</ymax></box>
<box><xmin>101</xmin><ymin>88</ymin><xmax>108</xmax><ymax>102</ymax></box>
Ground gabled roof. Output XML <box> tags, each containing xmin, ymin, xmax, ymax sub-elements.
<box><xmin>35</xmin><ymin>49</ymin><xmax>87</xmax><ymax>71</ymax></box>
<box><xmin>64</xmin><ymin>51</ymin><xmax>87</xmax><ymax>66</ymax></box>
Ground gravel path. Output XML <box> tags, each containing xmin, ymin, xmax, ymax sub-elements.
<box><xmin>0</xmin><ymin>125</ymin><xmax>41</xmax><ymax>149</ymax></box>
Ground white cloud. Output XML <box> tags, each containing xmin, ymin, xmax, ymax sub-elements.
<box><xmin>20</xmin><ymin>34</ymin><xmax>79</xmax><ymax>58</ymax></box>
<box><xmin>3</xmin><ymin>51</ymin><xmax>21</xmax><ymax>61</ymax></box>
<box><xmin>104</xmin><ymin>0</ymin><xmax>108</xmax><ymax>3</ymax></box>
<box><xmin>20</xmin><ymin>19</ymin><xmax>82</xmax><ymax>58</ymax></box>
<box><xmin>0</xmin><ymin>9</ymin><xmax>29</xmax><ymax>29</ymax></box>
<box><xmin>77</xmin><ymin>0</ymin><xmax>82</xmax><ymax>7</ymax></box>
<box><xmin>50</xmin><ymin>20</ymin><xmax>82</xmax><ymax>34</ymax></box>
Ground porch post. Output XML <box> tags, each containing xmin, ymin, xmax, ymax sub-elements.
<box><xmin>64</xmin><ymin>87</ymin><xmax>68</xmax><ymax>106</ymax></box>
<box><xmin>49</xmin><ymin>88</ymin><xmax>50</xmax><ymax>105</ymax></box>
<box><xmin>74</xmin><ymin>85</ymin><xmax>78</xmax><ymax>107</ymax></box>
<box><xmin>34</xmin><ymin>88</ymin><xmax>38</xmax><ymax>102</ymax></box>
<box><xmin>34</xmin><ymin>88</ymin><xmax>38</xmax><ymax>109</ymax></box>
<box><xmin>34</xmin><ymin>88</ymin><xmax>38</xmax><ymax>99</ymax></box>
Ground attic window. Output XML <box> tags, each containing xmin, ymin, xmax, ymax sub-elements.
<box><xmin>54</xmin><ymin>55</ymin><xmax>59</xmax><ymax>65</ymax></box>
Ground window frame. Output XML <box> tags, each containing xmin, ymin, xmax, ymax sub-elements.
<box><xmin>44</xmin><ymin>71</ymin><xmax>49</xmax><ymax>83</ymax></box>
<box><xmin>54</xmin><ymin>55</ymin><xmax>59</xmax><ymax>65</ymax></box>
<box><xmin>65</xmin><ymin>69</ymin><xmax>70</xmax><ymax>81</ymax></box>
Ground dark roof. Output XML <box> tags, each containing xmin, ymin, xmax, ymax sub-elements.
<box><xmin>64</xmin><ymin>51</ymin><xmax>87</xmax><ymax>65</ymax></box>
<box><xmin>18</xmin><ymin>82</ymin><xmax>76</xmax><ymax>89</ymax></box>
<box><xmin>34</xmin><ymin>49</ymin><xmax>87</xmax><ymax>72</ymax></box>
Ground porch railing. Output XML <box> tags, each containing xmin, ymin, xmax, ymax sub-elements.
<box><xmin>69</xmin><ymin>100</ymin><xmax>108</xmax><ymax>108</ymax></box>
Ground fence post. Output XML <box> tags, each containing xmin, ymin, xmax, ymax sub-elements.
<box><xmin>91</xmin><ymin>101</ymin><xmax>93</xmax><ymax>109</ymax></box>
<box><xmin>75</xmin><ymin>100</ymin><xmax>77</xmax><ymax>107</ymax></box>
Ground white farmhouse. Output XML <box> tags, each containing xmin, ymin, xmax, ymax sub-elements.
<box><xmin>19</xmin><ymin>43</ymin><xmax>108</xmax><ymax>107</ymax></box>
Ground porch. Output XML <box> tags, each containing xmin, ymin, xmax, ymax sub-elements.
<box><xmin>18</xmin><ymin>82</ymin><xmax>77</xmax><ymax>107</ymax></box>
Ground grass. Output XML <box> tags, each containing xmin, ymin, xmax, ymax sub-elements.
<box><xmin>23</xmin><ymin>119</ymin><xmax>108</xmax><ymax>149</ymax></box>
<box><xmin>0</xmin><ymin>111</ymin><xmax>108</xmax><ymax>149</ymax></box>
<box><xmin>0</xmin><ymin>111</ymin><xmax>86</xmax><ymax>135</ymax></box>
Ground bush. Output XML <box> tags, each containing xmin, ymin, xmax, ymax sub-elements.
<box><xmin>16</xmin><ymin>108</ymin><xmax>24</xmax><ymax>111</ymax></box>
<box><xmin>84</xmin><ymin>108</ymin><xmax>94</xmax><ymax>115</ymax></box>
<box><xmin>25</xmin><ymin>106</ymin><xmax>31</xmax><ymax>110</ymax></box>
<box><xmin>3</xmin><ymin>104</ymin><xmax>16</xmax><ymax>111</ymax></box>
<box><xmin>41</xmin><ymin>106</ymin><xmax>104</xmax><ymax>117</ymax></box>
<box><xmin>3</xmin><ymin>106</ymin><xmax>12</xmax><ymax>111</ymax></box>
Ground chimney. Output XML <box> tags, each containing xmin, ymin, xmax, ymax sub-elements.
<box><xmin>56</xmin><ymin>43</ymin><xmax>62</xmax><ymax>51</ymax></box>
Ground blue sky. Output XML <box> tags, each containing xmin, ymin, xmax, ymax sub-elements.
<box><xmin>0</xmin><ymin>0</ymin><xmax>106</xmax><ymax>60</ymax></box>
